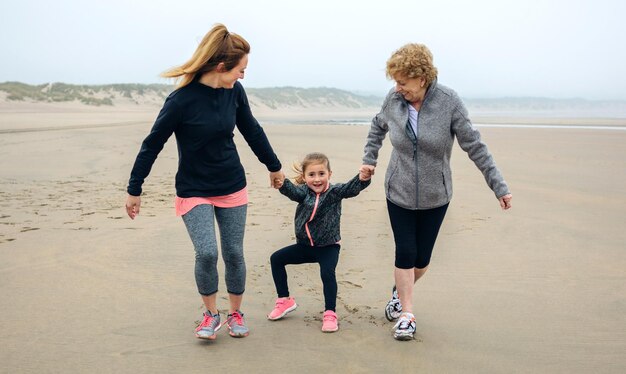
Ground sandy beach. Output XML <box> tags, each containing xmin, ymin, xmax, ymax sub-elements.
<box><xmin>1</xmin><ymin>105</ymin><xmax>625</xmax><ymax>373</ymax></box>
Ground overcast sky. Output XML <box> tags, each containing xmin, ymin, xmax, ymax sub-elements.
<box><xmin>1</xmin><ymin>0</ymin><xmax>625</xmax><ymax>99</ymax></box>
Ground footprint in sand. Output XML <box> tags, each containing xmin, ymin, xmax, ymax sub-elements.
<box><xmin>346</xmin><ymin>268</ymin><xmax>364</xmax><ymax>274</ymax></box>
<box><xmin>338</xmin><ymin>280</ymin><xmax>363</xmax><ymax>289</ymax></box>
<box><xmin>303</xmin><ymin>313</ymin><xmax>323</xmax><ymax>324</ymax></box>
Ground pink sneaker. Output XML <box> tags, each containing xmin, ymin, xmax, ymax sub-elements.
<box><xmin>267</xmin><ymin>297</ymin><xmax>297</xmax><ymax>320</ymax></box>
<box><xmin>195</xmin><ymin>311</ymin><xmax>221</xmax><ymax>340</ymax></box>
<box><xmin>321</xmin><ymin>310</ymin><xmax>338</xmax><ymax>332</ymax></box>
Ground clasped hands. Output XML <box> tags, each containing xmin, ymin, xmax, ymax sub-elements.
<box><xmin>269</xmin><ymin>165</ymin><xmax>375</xmax><ymax>189</ymax></box>
<box><xmin>270</xmin><ymin>170</ymin><xmax>285</xmax><ymax>189</ymax></box>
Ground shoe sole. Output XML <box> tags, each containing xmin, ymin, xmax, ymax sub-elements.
<box><xmin>393</xmin><ymin>332</ymin><xmax>414</xmax><ymax>341</ymax></box>
<box><xmin>267</xmin><ymin>303</ymin><xmax>298</xmax><ymax>321</ymax></box>
<box><xmin>195</xmin><ymin>322</ymin><xmax>222</xmax><ymax>340</ymax></box>
<box><xmin>229</xmin><ymin>331</ymin><xmax>249</xmax><ymax>338</ymax></box>
<box><xmin>322</xmin><ymin>327</ymin><xmax>338</xmax><ymax>333</ymax></box>
<box><xmin>195</xmin><ymin>333</ymin><xmax>217</xmax><ymax>340</ymax></box>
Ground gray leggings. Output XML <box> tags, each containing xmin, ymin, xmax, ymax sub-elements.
<box><xmin>182</xmin><ymin>204</ymin><xmax>247</xmax><ymax>296</ymax></box>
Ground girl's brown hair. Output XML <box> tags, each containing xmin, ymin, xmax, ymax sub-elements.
<box><xmin>292</xmin><ymin>152</ymin><xmax>331</xmax><ymax>185</ymax></box>
<box><xmin>161</xmin><ymin>23</ymin><xmax>250</xmax><ymax>89</ymax></box>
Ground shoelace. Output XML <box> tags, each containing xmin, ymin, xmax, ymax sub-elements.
<box><xmin>229</xmin><ymin>311</ymin><xmax>244</xmax><ymax>326</ymax></box>
<box><xmin>394</xmin><ymin>316</ymin><xmax>415</xmax><ymax>330</ymax></box>
<box><xmin>323</xmin><ymin>313</ymin><xmax>337</xmax><ymax>322</ymax></box>
<box><xmin>199</xmin><ymin>314</ymin><xmax>214</xmax><ymax>327</ymax></box>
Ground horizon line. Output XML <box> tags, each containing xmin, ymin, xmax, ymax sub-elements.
<box><xmin>1</xmin><ymin>80</ymin><xmax>626</xmax><ymax>102</ymax></box>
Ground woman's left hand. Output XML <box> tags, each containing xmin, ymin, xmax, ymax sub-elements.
<box><xmin>499</xmin><ymin>194</ymin><xmax>513</xmax><ymax>210</ymax></box>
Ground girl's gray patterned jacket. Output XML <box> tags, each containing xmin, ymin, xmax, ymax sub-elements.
<box><xmin>279</xmin><ymin>174</ymin><xmax>370</xmax><ymax>247</ymax></box>
<box><xmin>362</xmin><ymin>78</ymin><xmax>510</xmax><ymax>210</ymax></box>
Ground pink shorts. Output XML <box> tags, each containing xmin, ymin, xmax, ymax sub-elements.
<box><xmin>175</xmin><ymin>187</ymin><xmax>248</xmax><ymax>216</ymax></box>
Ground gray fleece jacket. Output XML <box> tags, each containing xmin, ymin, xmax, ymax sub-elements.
<box><xmin>363</xmin><ymin>79</ymin><xmax>510</xmax><ymax>210</ymax></box>
<box><xmin>279</xmin><ymin>174</ymin><xmax>370</xmax><ymax>247</ymax></box>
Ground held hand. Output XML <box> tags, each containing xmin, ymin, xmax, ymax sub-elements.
<box><xmin>125</xmin><ymin>195</ymin><xmax>141</xmax><ymax>219</ymax></box>
<box><xmin>499</xmin><ymin>194</ymin><xmax>512</xmax><ymax>210</ymax></box>
<box><xmin>359</xmin><ymin>165</ymin><xmax>375</xmax><ymax>181</ymax></box>
<box><xmin>359</xmin><ymin>169</ymin><xmax>371</xmax><ymax>181</ymax></box>
<box><xmin>270</xmin><ymin>170</ymin><xmax>285</xmax><ymax>189</ymax></box>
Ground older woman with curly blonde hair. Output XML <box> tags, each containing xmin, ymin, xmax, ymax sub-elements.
<box><xmin>360</xmin><ymin>43</ymin><xmax>513</xmax><ymax>340</ymax></box>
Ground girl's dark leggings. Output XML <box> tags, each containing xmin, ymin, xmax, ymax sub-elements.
<box><xmin>387</xmin><ymin>199</ymin><xmax>449</xmax><ymax>269</ymax></box>
<box><xmin>270</xmin><ymin>243</ymin><xmax>340</xmax><ymax>312</ymax></box>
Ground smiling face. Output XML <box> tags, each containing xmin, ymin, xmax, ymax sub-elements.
<box><xmin>394</xmin><ymin>75</ymin><xmax>427</xmax><ymax>105</ymax></box>
<box><xmin>303</xmin><ymin>162</ymin><xmax>332</xmax><ymax>194</ymax></box>
<box><xmin>219</xmin><ymin>54</ymin><xmax>248</xmax><ymax>88</ymax></box>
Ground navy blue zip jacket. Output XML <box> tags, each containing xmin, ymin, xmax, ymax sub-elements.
<box><xmin>127</xmin><ymin>80</ymin><xmax>281</xmax><ymax>197</ymax></box>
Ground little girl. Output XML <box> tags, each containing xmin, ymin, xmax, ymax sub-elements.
<box><xmin>267</xmin><ymin>152</ymin><xmax>372</xmax><ymax>332</ymax></box>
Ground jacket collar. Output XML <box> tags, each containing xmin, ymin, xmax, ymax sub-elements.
<box><xmin>423</xmin><ymin>77</ymin><xmax>438</xmax><ymax>102</ymax></box>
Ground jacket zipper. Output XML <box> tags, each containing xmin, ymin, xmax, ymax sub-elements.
<box><xmin>413</xmin><ymin>86</ymin><xmax>434</xmax><ymax>209</ymax></box>
<box><xmin>405</xmin><ymin>115</ymin><xmax>418</xmax><ymax>208</ymax></box>
<box><xmin>414</xmin><ymin>115</ymin><xmax>419</xmax><ymax>208</ymax></box>
<box><xmin>305</xmin><ymin>192</ymin><xmax>320</xmax><ymax>246</ymax></box>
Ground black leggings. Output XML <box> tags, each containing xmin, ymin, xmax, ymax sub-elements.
<box><xmin>270</xmin><ymin>243</ymin><xmax>340</xmax><ymax>311</ymax></box>
<box><xmin>387</xmin><ymin>199</ymin><xmax>449</xmax><ymax>269</ymax></box>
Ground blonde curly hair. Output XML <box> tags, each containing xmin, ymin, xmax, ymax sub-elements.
<box><xmin>386</xmin><ymin>43</ymin><xmax>438</xmax><ymax>85</ymax></box>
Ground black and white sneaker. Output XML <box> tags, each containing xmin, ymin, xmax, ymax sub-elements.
<box><xmin>384</xmin><ymin>285</ymin><xmax>402</xmax><ymax>321</ymax></box>
<box><xmin>393</xmin><ymin>312</ymin><xmax>416</xmax><ymax>341</ymax></box>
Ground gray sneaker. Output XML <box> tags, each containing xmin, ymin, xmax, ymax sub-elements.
<box><xmin>385</xmin><ymin>286</ymin><xmax>402</xmax><ymax>321</ymax></box>
<box><xmin>226</xmin><ymin>310</ymin><xmax>249</xmax><ymax>337</ymax></box>
<box><xmin>393</xmin><ymin>313</ymin><xmax>416</xmax><ymax>341</ymax></box>
<box><xmin>195</xmin><ymin>311</ymin><xmax>221</xmax><ymax>340</ymax></box>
